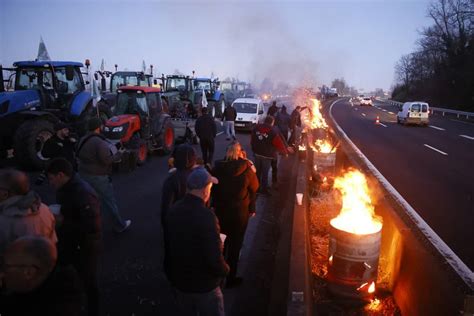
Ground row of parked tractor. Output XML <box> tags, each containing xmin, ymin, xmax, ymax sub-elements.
<box><xmin>0</xmin><ymin>59</ymin><xmax>253</xmax><ymax>169</ymax></box>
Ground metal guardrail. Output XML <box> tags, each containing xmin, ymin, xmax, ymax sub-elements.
<box><xmin>382</xmin><ymin>99</ymin><xmax>474</xmax><ymax>119</ymax></box>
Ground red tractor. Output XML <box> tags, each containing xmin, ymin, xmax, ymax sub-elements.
<box><xmin>102</xmin><ymin>86</ymin><xmax>175</xmax><ymax>167</ymax></box>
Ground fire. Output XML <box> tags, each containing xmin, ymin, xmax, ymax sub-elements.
<box><xmin>368</xmin><ymin>281</ymin><xmax>375</xmax><ymax>293</ymax></box>
<box><xmin>298</xmin><ymin>144</ymin><xmax>307</xmax><ymax>151</ymax></box>
<box><xmin>330</xmin><ymin>170</ymin><xmax>382</xmax><ymax>235</ymax></box>
<box><xmin>313</xmin><ymin>139</ymin><xmax>335</xmax><ymax>153</ymax></box>
<box><xmin>309</xmin><ymin>98</ymin><xmax>328</xmax><ymax>129</ymax></box>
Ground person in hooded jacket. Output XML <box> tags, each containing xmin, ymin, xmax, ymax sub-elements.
<box><xmin>160</xmin><ymin>144</ymin><xmax>197</xmax><ymax>224</ymax></box>
<box><xmin>0</xmin><ymin>169</ymin><xmax>57</xmax><ymax>257</ymax></box>
<box><xmin>211</xmin><ymin>141</ymin><xmax>259</xmax><ymax>287</ymax></box>
<box><xmin>275</xmin><ymin>105</ymin><xmax>292</xmax><ymax>142</ymax></box>
<box><xmin>267</xmin><ymin>100</ymin><xmax>279</xmax><ymax>117</ymax></box>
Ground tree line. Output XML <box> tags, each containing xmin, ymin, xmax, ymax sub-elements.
<box><xmin>393</xmin><ymin>0</ymin><xmax>473</xmax><ymax>111</ymax></box>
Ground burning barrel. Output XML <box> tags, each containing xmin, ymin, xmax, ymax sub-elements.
<box><xmin>326</xmin><ymin>169</ymin><xmax>383</xmax><ymax>301</ymax></box>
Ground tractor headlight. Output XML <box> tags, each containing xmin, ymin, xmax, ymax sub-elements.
<box><xmin>112</xmin><ymin>126</ymin><xmax>124</xmax><ymax>132</ymax></box>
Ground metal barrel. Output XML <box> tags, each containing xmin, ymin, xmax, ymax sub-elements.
<box><xmin>327</xmin><ymin>223</ymin><xmax>382</xmax><ymax>300</ymax></box>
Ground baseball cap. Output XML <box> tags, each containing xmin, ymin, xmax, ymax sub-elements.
<box><xmin>186</xmin><ymin>167</ymin><xmax>218</xmax><ymax>190</ymax></box>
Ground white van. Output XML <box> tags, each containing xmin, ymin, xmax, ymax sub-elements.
<box><xmin>397</xmin><ymin>101</ymin><xmax>430</xmax><ymax>126</ymax></box>
<box><xmin>232</xmin><ymin>98</ymin><xmax>264</xmax><ymax>130</ymax></box>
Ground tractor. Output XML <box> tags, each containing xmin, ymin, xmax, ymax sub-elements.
<box><xmin>102</xmin><ymin>86</ymin><xmax>175</xmax><ymax>167</ymax></box>
<box><xmin>193</xmin><ymin>78</ymin><xmax>225</xmax><ymax>118</ymax></box>
<box><xmin>0</xmin><ymin>61</ymin><xmax>108</xmax><ymax>169</ymax></box>
<box><xmin>94</xmin><ymin>70</ymin><xmax>156</xmax><ymax>120</ymax></box>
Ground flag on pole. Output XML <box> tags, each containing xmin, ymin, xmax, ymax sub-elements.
<box><xmin>91</xmin><ymin>76</ymin><xmax>101</xmax><ymax>109</ymax></box>
<box><xmin>100</xmin><ymin>59</ymin><xmax>105</xmax><ymax>72</ymax></box>
<box><xmin>37</xmin><ymin>36</ymin><xmax>51</xmax><ymax>61</ymax></box>
<box><xmin>201</xmin><ymin>89</ymin><xmax>208</xmax><ymax>108</ymax></box>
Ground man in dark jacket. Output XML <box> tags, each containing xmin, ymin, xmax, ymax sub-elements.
<box><xmin>222</xmin><ymin>104</ymin><xmax>237</xmax><ymax>140</ymax></box>
<box><xmin>76</xmin><ymin>117</ymin><xmax>131</xmax><ymax>233</ymax></box>
<box><xmin>0</xmin><ymin>236</ymin><xmax>83</xmax><ymax>316</ymax></box>
<box><xmin>164</xmin><ymin>167</ymin><xmax>228</xmax><ymax>316</ymax></box>
<box><xmin>46</xmin><ymin>158</ymin><xmax>102</xmax><ymax>316</ymax></box>
<box><xmin>42</xmin><ymin>121</ymin><xmax>76</xmax><ymax>166</ymax></box>
<box><xmin>160</xmin><ymin>144</ymin><xmax>197</xmax><ymax>223</ymax></box>
<box><xmin>195</xmin><ymin>107</ymin><xmax>217</xmax><ymax>166</ymax></box>
<box><xmin>212</xmin><ymin>142</ymin><xmax>259</xmax><ymax>287</ymax></box>
<box><xmin>275</xmin><ymin>105</ymin><xmax>292</xmax><ymax>141</ymax></box>
<box><xmin>267</xmin><ymin>100</ymin><xmax>279</xmax><ymax>117</ymax></box>
<box><xmin>251</xmin><ymin>116</ymin><xmax>292</xmax><ymax>195</ymax></box>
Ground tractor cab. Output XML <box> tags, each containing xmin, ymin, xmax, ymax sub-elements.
<box><xmin>12</xmin><ymin>61</ymin><xmax>85</xmax><ymax>110</ymax></box>
<box><xmin>164</xmin><ymin>75</ymin><xmax>194</xmax><ymax>98</ymax></box>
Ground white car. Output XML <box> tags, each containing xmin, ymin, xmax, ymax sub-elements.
<box><xmin>232</xmin><ymin>98</ymin><xmax>264</xmax><ymax>130</ymax></box>
<box><xmin>397</xmin><ymin>102</ymin><xmax>429</xmax><ymax>126</ymax></box>
<box><xmin>360</xmin><ymin>97</ymin><xmax>373</xmax><ymax>106</ymax></box>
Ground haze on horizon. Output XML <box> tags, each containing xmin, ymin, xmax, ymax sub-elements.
<box><xmin>0</xmin><ymin>0</ymin><xmax>432</xmax><ymax>92</ymax></box>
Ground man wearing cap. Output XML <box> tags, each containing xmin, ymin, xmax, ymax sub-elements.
<box><xmin>164</xmin><ymin>167</ymin><xmax>229</xmax><ymax>316</ymax></box>
<box><xmin>195</xmin><ymin>107</ymin><xmax>217</xmax><ymax>167</ymax></box>
<box><xmin>76</xmin><ymin>117</ymin><xmax>131</xmax><ymax>233</ymax></box>
<box><xmin>42</xmin><ymin>121</ymin><xmax>76</xmax><ymax>166</ymax></box>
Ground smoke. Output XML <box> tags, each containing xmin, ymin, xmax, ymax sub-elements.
<box><xmin>225</xmin><ymin>6</ymin><xmax>319</xmax><ymax>91</ymax></box>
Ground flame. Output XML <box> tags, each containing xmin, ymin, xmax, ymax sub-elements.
<box><xmin>329</xmin><ymin>255</ymin><xmax>333</xmax><ymax>265</ymax></box>
<box><xmin>366</xmin><ymin>298</ymin><xmax>381</xmax><ymax>311</ymax></box>
<box><xmin>298</xmin><ymin>144</ymin><xmax>307</xmax><ymax>151</ymax></box>
<box><xmin>330</xmin><ymin>170</ymin><xmax>382</xmax><ymax>235</ymax></box>
<box><xmin>368</xmin><ymin>281</ymin><xmax>376</xmax><ymax>293</ymax></box>
<box><xmin>313</xmin><ymin>139</ymin><xmax>335</xmax><ymax>153</ymax></box>
<box><xmin>309</xmin><ymin>98</ymin><xmax>328</xmax><ymax>129</ymax></box>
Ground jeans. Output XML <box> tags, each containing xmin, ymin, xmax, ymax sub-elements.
<box><xmin>175</xmin><ymin>286</ymin><xmax>225</xmax><ymax>316</ymax></box>
<box><xmin>271</xmin><ymin>158</ymin><xmax>278</xmax><ymax>184</ymax></box>
<box><xmin>80</xmin><ymin>173</ymin><xmax>126</xmax><ymax>231</ymax></box>
<box><xmin>254</xmin><ymin>155</ymin><xmax>272</xmax><ymax>191</ymax></box>
<box><xmin>200</xmin><ymin>138</ymin><xmax>215</xmax><ymax>165</ymax></box>
<box><xmin>225</xmin><ymin>121</ymin><xmax>235</xmax><ymax>139</ymax></box>
<box><xmin>224</xmin><ymin>224</ymin><xmax>247</xmax><ymax>281</ymax></box>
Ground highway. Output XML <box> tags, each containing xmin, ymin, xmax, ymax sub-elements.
<box><xmin>330</xmin><ymin>98</ymin><xmax>474</xmax><ymax>271</ymax></box>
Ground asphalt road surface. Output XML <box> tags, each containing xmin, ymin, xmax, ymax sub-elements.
<box><xmin>330</xmin><ymin>98</ymin><xmax>474</xmax><ymax>270</ymax></box>
<box><xmin>5</xmin><ymin>121</ymin><xmax>297</xmax><ymax>315</ymax></box>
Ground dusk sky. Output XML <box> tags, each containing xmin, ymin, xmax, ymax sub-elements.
<box><xmin>1</xmin><ymin>0</ymin><xmax>432</xmax><ymax>92</ymax></box>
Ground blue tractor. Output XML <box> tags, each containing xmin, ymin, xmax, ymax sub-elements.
<box><xmin>194</xmin><ymin>78</ymin><xmax>226</xmax><ymax>118</ymax></box>
<box><xmin>0</xmin><ymin>61</ymin><xmax>106</xmax><ymax>169</ymax></box>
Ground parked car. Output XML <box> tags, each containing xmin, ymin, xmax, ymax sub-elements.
<box><xmin>360</xmin><ymin>97</ymin><xmax>373</xmax><ymax>106</ymax></box>
<box><xmin>233</xmin><ymin>98</ymin><xmax>264</xmax><ymax>131</ymax></box>
<box><xmin>397</xmin><ymin>102</ymin><xmax>429</xmax><ymax>126</ymax></box>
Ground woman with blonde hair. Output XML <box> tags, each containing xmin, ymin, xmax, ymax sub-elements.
<box><xmin>211</xmin><ymin>141</ymin><xmax>259</xmax><ymax>287</ymax></box>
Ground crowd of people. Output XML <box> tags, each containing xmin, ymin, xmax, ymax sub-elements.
<box><xmin>0</xmin><ymin>101</ymin><xmax>304</xmax><ymax>316</ymax></box>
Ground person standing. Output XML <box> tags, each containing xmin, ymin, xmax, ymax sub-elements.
<box><xmin>212</xmin><ymin>142</ymin><xmax>259</xmax><ymax>287</ymax></box>
<box><xmin>164</xmin><ymin>167</ymin><xmax>229</xmax><ymax>316</ymax></box>
<box><xmin>42</xmin><ymin>121</ymin><xmax>77</xmax><ymax>166</ymax></box>
<box><xmin>288</xmin><ymin>106</ymin><xmax>305</xmax><ymax>147</ymax></box>
<box><xmin>267</xmin><ymin>100</ymin><xmax>279</xmax><ymax>117</ymax></box>
<box><xmin>0</xmin><ymin>169</ymin><xmax>57</xmax><ymax>256</ymax></box>
<box><xmin>251</xmin><ymin>116</ymin><xmax>292</xmax><ymax>195</ymax></box>
<box><xmin>195</xmin><ymin>107</ymin><xmax>217</xmax><ymax>167</ymax></box>
<box><xmin>275</xmin><ymin>105</ymin><xmax>291</xmax><ymax>142</ymax></box>
<box><xmin>0</xmin><ymin>236</ymin><xmax>83</xmax><ymax>316</ymax></box>
<box><xmin>76</xmin><ymin>117</ymin><xmax>131</xmax><ymax>233</ymax></box>
<box><xmin>222</xmin><ymin>104</ymin><xmax>237</xmax><ymax>141</ymax></box>
<box><xmin>46</xmin><ymin>158</ymin><xmax>102</xmax><ymax>316</ymax></box>
<box><xmin>160</xmin><ymin>144</ymin><xmax>197</xmax><ymax>223</ymax></box>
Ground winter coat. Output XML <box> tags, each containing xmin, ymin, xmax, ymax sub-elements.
<box><xmin>42</xmin><ymin>135</ymin><xmax>76</xmax><ymax>166</ymax></box>
<box><xmin>223</xmin><ymin>106</ymin><xmax>237</xmax><ymax>121</ymax></box>
<box><xmin>290</xmin><ymin>109</ymin><xmax>302</xmax><ymax>129</ymax></box>
<box><xmin>56</xmin><ymin>174</ymin><xmax>102</xmax><ymax>266</ymax></box>
<box><xmin>0</xmin><ymin>191</ymin><xmax>57</xmax><ymax>255</ymax></box>
<box><xmin>275</xmin><ymin>110</ymin><xmax>291</xmax><ymax>135</ymax></box>
<box><xmin>251</xmin><ymin>123</ymin><xmax>288</xmax><ymax>159</ymax></box>
<box><xmin>76</xmin><ymin>133</ymin><xmax>121</xmax><ymax>176</ymax></box>
<box><xmin>164</xmin><ymin>194</ymin><xmax>229</xmax><ymax>293</ymax></box>
<box><xmin>195</xmin><ymin>114</ymin><xmax>217</xmax><ymax>141</ymax></box>
<box><xmin>0</xmin><ymin>264</ymin><xmax>83</xmax><ymax>316</ymax></box>
<box><xmin>211</xmin><ymin>158</ymin><xmax>259</xmax><ymax>234</ymax></box>
<box><xmin>267</xmin><ymin>104</ymin><xmax>278</xmax><ymax>117</ymax></box>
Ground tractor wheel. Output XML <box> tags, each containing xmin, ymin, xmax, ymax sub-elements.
<box><xmin>218</xmin><ymin>97</ymin><xmax>225</xmax><ymax>118</ymax></box>
<box><xmin>159</xmin><ymin>120</ymin><xmax>175</xmax><ymax>155</ymax></box>
<box><xmin>13</xmin><ymin>119</ymin><xmax>54</xmax><ymax>170</ymax></box>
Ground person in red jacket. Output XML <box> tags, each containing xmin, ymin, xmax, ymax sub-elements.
<box><xmin>250</xmin><ymin>116</ymin><xmax>293</xmax><ymax>195</ymax></box>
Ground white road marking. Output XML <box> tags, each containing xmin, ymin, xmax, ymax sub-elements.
<box><xmin>424</xmin><ymin>144</ymin><xmax>448</xmax><ymax>156</ymax></box>
<box><xmin>378</xmin><ymin>122</ymin><xmax>388</xmax><ymax>127</ymax></box>
<box><xmin>217</xmin><ymin>131</ymin><xmax>224</xmax><ymax>136</ymax></box>
<box><xmin>460</xmin><ymin>134</ymin><xmax>474</xmax><ymax>140</ymax></box>
<box><xmin>388</xmin><ymin>111</ymin><xmax>395</xmax><ymax>115</ymax></box>
<box><xmin>429</xmin><ymin>125</ymin><xmax>445</xmax><ymax>131</ymax></box>
<box><xmin>382</xmin><ymin>109</ymin><xmax>387</xmax><ymax>112</ymax></box>
<box><xmin>362</xmin><ymin>113</ymin><xmax>366</xmax><ymax>117</ymax></box>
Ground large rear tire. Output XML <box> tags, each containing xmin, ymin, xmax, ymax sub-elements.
<box><xmin>159</xmin><ymin>120</ymin><xmax>175</xmax><ymax>155</ymax></box>
<box><xmin>13</xmin><ymin>119</ymin><xmax>54</xmax><ymax>170</ymax></box>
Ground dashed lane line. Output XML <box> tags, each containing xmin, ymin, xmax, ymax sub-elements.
<box><xmin>388</xmin><ymin>111</ymin><xmax>395</xmax><ymax>115</ymax></box>
<box><xmin>217</xmin><ymin>131</ymin><xmax>224</xmax><ymax>136</ymax></box>
<box><xmin>429</xmin><ymin>125</ymin><xmax>446</xmax><ymax>131</ymax></box>
<box><xmin>424</xmin><ymin>144</ymin><xmax>448</xmax><ymax>156</ymax></box>
<box><xmin>362</xmin><ymin>113</ymin><xmax>366</xmax><ymax>117</ymax></box>
<box><xmin>460</xmin><ymin>134</ymin><xmax>474</xmax><ymax>140</ymax></box>
<box><xmin>378</xmin><ymin>122</ymin><xmax>388</xmax><ymax>127</ymax></box>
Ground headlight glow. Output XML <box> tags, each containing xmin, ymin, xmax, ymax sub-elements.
<box><xmin>112</xmin><ymin>126</ymin><xmax>123</xmax><ymax>132</ymax></box>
